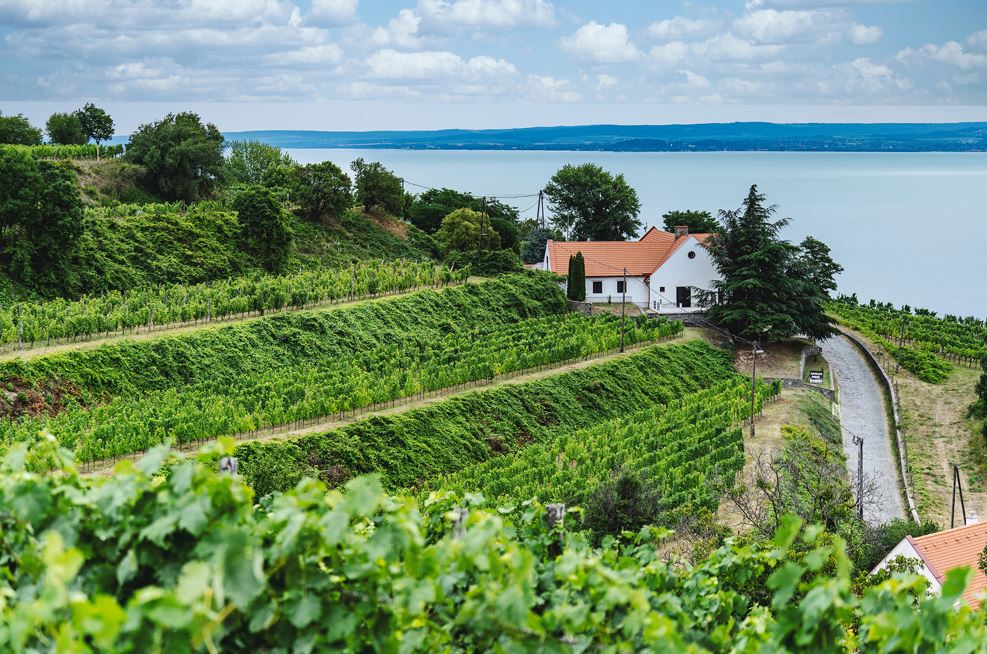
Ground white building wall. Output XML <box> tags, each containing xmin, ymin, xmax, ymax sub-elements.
<box><xmin>871</xmin><ymin>539</ymin><xmax>942</xmax><ymax>594</ymax></box>
<box><xmin>646</xmin><ymin>236</ymin><xmax>719</xmax><ymax>312</ymax></box>
<box><xmin>583</xmin><ymin>276</ymin><xmax>649</xmax><ymax>308</ymax></box>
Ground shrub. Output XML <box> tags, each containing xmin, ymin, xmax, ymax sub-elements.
<box><xmin>444</xmin><ymin>249</ymin><xmax>521</xmax><ymax>275</ymax></box>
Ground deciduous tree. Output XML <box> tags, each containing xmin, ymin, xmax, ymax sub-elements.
<box><xmin>0</xmin><ymin>113</ymin><xmax>42</xmax><ymax>145</ymax></box>
<box><xmin>45</xmin><ymin>112</ymin><xmax>87</xmax><ymax>145</ymax></box>
<box><xmin>435</xmin><ymin>208</ymin><xmax>500</xmax><ymax>254</ymax></box>
<box><xmin>520</xmin><ymin>224</ymin><xmax>563</xmax><ymax>264</ymax></box>
<box><xmin>291</xmin><ymin>161</ymin><xmax>352</xmax><ymax>221</ymax></box>
<box><xmin>661</xmin><ymin>210</ymin><xmax>718</xmax><ymax>234</ymax></box>
<box><xmin>75</xmin><ymin>103</ymin><xmax>114</xmax><ymax>159</ymax></box>
<box><xmin>351</xmin><ymin>158</ymin><xmax>404</xmax><ymax>215</ymax></box>
<box><xmin>124</xmin><ymin>112</ymin><xmax>224</xmax><ymax>202</ymax></box>
<box><xmin>224</xmin><ymin>141</ymin><xmax>296</xmax><ymax>186</ymax></box>
<box><xmin>233</xmin><ymin>185</ymin><xmax>293</xmax><ymax>272</ymax></box>
<box><xmin>544</xmin><ymin>163</ymin><xmax>641</xmax><ymax>241</ymax></box>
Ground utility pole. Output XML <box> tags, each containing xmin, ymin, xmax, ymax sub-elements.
<box><xmin>620</xmin><ymin>267</ymin><xmax>627</xmax><ymax>353</ymax></box>
<box><xmin>537</xmin><ymin>190</ymin><xmax>545</xmax><ymax>228</ymax></box>
<box><xmin>750</xmin><ymin>341</ymin><xmax>757</xmax><ymax>439</ymax></box>
<box><xmin>852</xmin><ymin>434</ymin><xmax>864</xmax><ymax>520</ymax></box>
<box><xmin>951</xmin><ymin>463</ymin><xmax>968</xmax><ymax>528</ymax></box>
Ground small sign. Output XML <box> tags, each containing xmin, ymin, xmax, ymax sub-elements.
<box><xmin>219</xmin><ymin>456</ymin><xmax>238</xmax><ymax>475</ymax></box>
<box><xmin>808</xmin><ymin>370</ymin><xmax>824</xmax><ymax>385</ymax></box>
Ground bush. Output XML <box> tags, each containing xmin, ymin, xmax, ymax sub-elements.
<box><xmin>444</xmin><ymin>249</ymin><xmax>522</xmax><ymax>275</ymax></box>
<box><xmin>856</xmin><ymin>518</ymin><xmax>941</xmax><ymax>572</ymax></box>
<box><xmin>583</xmin><ymin>467</ymin><xmax>663</xmax><ymax>538</ymax></box>
<box><xmin>233</xmin><ymin>185</ymin><xmax>294</xmax><ymax>272</ymax></box>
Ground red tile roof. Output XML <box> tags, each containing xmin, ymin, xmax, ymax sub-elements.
<box><xmin>910</xmin><ymin>521</ymin><xmax>987</xmax><ymax>607</ymax></box>
<box><xmin>546</xmin><ymin>227</ymin><xmax>712</xmax><ymax>278</ymax></box>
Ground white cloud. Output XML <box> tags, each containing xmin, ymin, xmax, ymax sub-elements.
<box><xmin>371</xmin><ymin>9</ymin><xmax>423</xmax><ymax>49</ymax></box>
<box><xmin>559</xmin><ymin>22</ymin><xmax>641</xmax><ymax>63</ymax></box>
<box><xmin>735</xmin><ymin>9</ymin><xmax>846</xmax><ymax>44</ymax></box>
<box><xmin>647</xmin><ymin>16</ymin><xmax>717</xmax><ymax>41</ymax></box>
<box><xmin>897</xmin><ymin>41</ymin><xmax>987</xmax><ymax>70</ymax></box>
<box><xmin>697</xmin><ymin>33</ymin><xmax>785</xmax><ymax>61</ymax></box>
<box><xmin>308</xmin><ymin>0</ymin><xmax>358</xmax><ymax>25</ymax></box>
<box><xmin>746</xmin><ymin>0</ymin><xmax>912</xmax><ymax>7</ymax></box>
<box><xmin>849</xmin><ymin>23</ymin><xmax>883</xmax><ymax>45</ymax></box>
<box><xmin>266</xmin><ymin>43</ymin><xmax>343</xmax><ymax>65</ymax></box>
<box><xmin>366</xmin><ymin>48</ymin><xmax>516</xmax><ymax>80</ymax></box>
<box><xmin>526</xmin><ymin>74</ymin><xmax>579</xmax><ymax>102</ymax></box>
<box><xmin>968</xmin><ymin>30</ymin><xmax>987</xmax><ymax>50</ymax></box>
<box><xmin>648</xmin><ymin>42</ymin><xmax>689</xmax><ymax>68</ymax></box>
<box><xmin>417</xmin><ymin>0</ymin><xmax>555</xmax><ymax>29</ymax></box>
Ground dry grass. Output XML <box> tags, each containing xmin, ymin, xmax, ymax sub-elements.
<box><xmin>365</xmin><ymin>210</ymin><xmax>409</xmax><ymax>239</ymax></box>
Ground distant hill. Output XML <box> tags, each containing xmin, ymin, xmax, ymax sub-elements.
<box><xmin>225</xmin><ymin>122</ymin><xmax>987</xmax><ymax>152</ymax></box>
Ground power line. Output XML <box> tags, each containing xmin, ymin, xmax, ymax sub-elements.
<box><xmin>399</xmin><ymin>177</ymin><xmax>540</xmax><ymax>201</ymax></box>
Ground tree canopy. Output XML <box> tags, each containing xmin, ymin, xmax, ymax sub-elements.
<box><xmin>435</xmin><ymin>208</ymin><xmax>501</xmax><ymax>254</ymax></box>
<box><xmin>408</xmin><ymin>187</ymin><xmax>519</xmax><ymax>232</ymax></box>
<box><xmin>224</xmin><ymin>141</ymin><xmax>297</xmax><ymax>187</ymax></box>
<box><xmin>0</xmin><ymin>148</ymin><xmax>83</xmax><ymax>286</ymax></box>
<box><xmin>661</xmin><ymin>210</ymin><xmax>718</xmax><ymax>234</ymax></box>
<box><xmin>0</xmin><ymin>113</ymin><xmax>42</xmax><ymax>145</ymax></box>
<box><xmin>125</xmin><ymin>112</ymin><xmax>225</xmax><ymax>202</ymax></box>
<box><xmin>351</xmin><ymin>158</ymin><xmax>404</xmax><ymax>215</ymax></box>
<box><xmin>704</xmin><ymin>185</ymin><xmax>841</xmax><ymax>342</ymax></box>
<box><xmin>520</xmin><ymin>224</ymin><xmax>563</xmax><ymax>264</ymax></box>
<box><xmin>46</xmin><ymin>112</ymin><xmax>87</xmax><ymax>145</ymax></box>
<box><xmin>76</xmin><ymin>103</ymin><xmax>114</xmax><ymax>148</ymax></box>
<box><xmin>233</xmin><ymin>185</ymin><xmax>293</xmax><ymax>273</ymax></box>
<box><xmin>291</xmin><ymin>162</ymin><xmax>352</xmax><ymax>221</ymax></box>
<box><xmin>544</xmin><ymin>163</ymin><xmax>641</xmax><ymax>241</ymax></box>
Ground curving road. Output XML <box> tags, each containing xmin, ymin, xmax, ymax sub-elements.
<box><xmin>822</xmin><ymin>335</ymin><xmax>905</xmax><ymax>525</ymax></box>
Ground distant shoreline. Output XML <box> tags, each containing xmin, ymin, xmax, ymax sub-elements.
<box><xmin>220</xmin><ymin>122</ymin><xmax>987</xmax><ymax>153</ymax></box>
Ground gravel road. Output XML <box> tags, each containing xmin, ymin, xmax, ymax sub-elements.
<box><xmin>822</xmin><ymin>334</ymin><xmax>905</xmax><ymax>525</ymax></box>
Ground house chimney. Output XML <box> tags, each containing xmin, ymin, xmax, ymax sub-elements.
<box><xmin>674</xmin><ymin>225</ymin><xmax>689</xmax><ymax>238</ymax></box>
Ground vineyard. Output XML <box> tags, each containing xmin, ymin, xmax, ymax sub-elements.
<box><xmin>0</xmin><ymin>260</ymin><xmax>463</xmax><ymax>350</ymax></box>
<box><xmin>830</xmin><ymin>297</ymin><xmax>986</xmax><ymax>383</ymax></box>
<box><xmin>234</xmin><ymin>340</ymin><xmax>734</xmax><ymax>496</ymax></box>
<box><xmin>0</xmin><ymin>143</ymin><xmax>124</xmax><ymax>160</ymax></box>
<box><xmin>432</xmin><ymin>378</ymin><xmax>779</xmax><ymax>524</ymax></box>
<box><xmin>0</xmin><ymin>275</ymin><xmax>687</xmax><ymax>463</ymax></box>
<box><xmin>2</xmin><ymin>442</ymin><xmax>983</xmax><ymax>652</ymax></box>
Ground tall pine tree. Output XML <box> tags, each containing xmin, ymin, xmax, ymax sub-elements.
<box><xmin>705</xmin><ymin>185</ymin><xmax>839</xmax><ymax>341</ymax></box>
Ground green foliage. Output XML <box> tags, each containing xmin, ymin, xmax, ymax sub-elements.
<box><xmin>0</xmin><ymin>148</ymin><xmax>84</xmax><ymax>287</ymax></box>
<box><xmin>0</xmin><ymin>275</ymin><xmax>581</xmax><ymax>461</ymax></box>
<box><xmin>566</xmin><ymin>252</ymin><xmax>585</xmax><ymax>301</ymax></box>
<box><xmin>829</xmin><ymin>298</ymin><xmax>985</xmax><ymax>382</ymax></box>
<box><xmin>443</xmin><ymin>248</ymin><xmax>521</xmax><ymax>275</ymax></box>
<box><xmin>544</xmin><ymin>163</ymin><xmax>642</xmax><ymax>240</ymax></box>
<box><xmin>435</xmin><ymin>207</ymin><xmax>501</xmax><ymax>253</ymax></box>
<box><xmin>974</xmin><ymin>354</ymin><xmax>987</xmax><ymax>418</ymax></box>
<box><xmin>75</xmin><ymin>102</ymin><xmax>115</xmax><ymax>148</ymax></box>
<box><xmin>350</xmin><ymin>158</ymin><xmax>404</xmax><ymax>215</ymax></box>
<box><xmin>407</xmin><ymin>187</ymin><xmax>519</xmax><ymax>234</ymax></box>
<box><xmin>45</xmin><ymin>112</ymin><xmax>87</xmax><ymax>145</ymax></box>
<box><xmin>237</xmin><ymin>335</ymin><xmax>721</xmax><ymax>497</ymax></box>
<box><xmin>434</xmin><ymin>378</ymin><xmax>777</xmax><ymax>528</ymax></box>
<box><xmin>858</xmin><ymin>518</ymin><xmax>941</xmax><ymax>573</ymax></box>
<box><xmin>233</xmin><ymin>185</ymin><xmax>294</xmax><ymax>272</ymax></box>
<box><xmin>705</xmin><ymin>185</ymin><xmax>840</xmax><ymax>341</ymax></box>
<box><xmin>0</xmin><ymin>143</ymin><xmax>124</xmax><ymax>160</ymax></box>
<box><xmin>125</xmin><ymin>112</ymin><xmax>225</xmax><ymax>202</ymax></box>
<box><xmin>582</xmin><ymin>467</ymin><xmax>664</xmax><ymax>539</ymax></box>
<box><xmin>0</xmin><ymin>112</ymin><xmax>42</xmax><ymax>145</ymax></box>
<box><xmin>520</xmin><ymin>224</ymin><xmax>562</xmax><ymax>264</ymax></box>
<box><xmin>0</xmin><ymin>261</ymin><xmax>451</xmax><ymax>348</ymax></box>
<box><xmin>223</xmin><ymin>140</ymin><xmax>296</xmax><ymax>187</ymax></box>
<box><xmin>661</xmin><ymin>209</ymin><xmax>718</xmax><ymax>234</ymax></box>
<box><xmin>291</xmin><ymin>161</ymin><xmax>352</xmax><ymax>221</ymax></box>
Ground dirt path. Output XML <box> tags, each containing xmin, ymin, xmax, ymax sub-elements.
<box><xmin>822</xmin><ymin>334</ymin><xmax>905</xmax><ymax>525</ymax></box>
<box><xmin>0</xmin><ymin>282</ymin><xmax>473</xmax><ymax>363</ymax></box>
<box><xmin>82</xmin><ymin>330</ymin><xmax>701</xmax><ymax>477</ymax></box>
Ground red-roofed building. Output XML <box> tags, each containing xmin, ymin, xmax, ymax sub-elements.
<box><xmin>542</xmin><ymin>226</ymin><xmax>718</xmax><ymax>312</ymax></box>
<box><xmin>872</xmin><ymin>521</ymin><xmax>987</xmax><ymax>608</ymax></box>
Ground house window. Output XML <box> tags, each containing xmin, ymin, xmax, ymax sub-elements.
<box><xmin>616</xmin><ymin>280</ymin><xmax>626</xmax><ymax>293</ymax></box>
<box><xmin>592</xmin><ymin>281</ymin><xmax>603</xmax><ymax>294</ymax></box>
<box><xmin>688</xmin><ymin>251</ymin><xmax>696</xmax><ymax>259</ymax></box>
<box><xmin>659</xmin><ymin>286</ymin><xmax>666</xmax><ymax>293</ymax></box>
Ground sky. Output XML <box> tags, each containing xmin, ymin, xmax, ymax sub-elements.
<box><xmin>1</xmin><ymin>0</ymin><xmax>986</xmax><ymax>131</ymax></box>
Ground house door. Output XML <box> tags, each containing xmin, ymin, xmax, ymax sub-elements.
<box><xmin>676</xmin><ymin>286</ymin><xmax>691</xmax><ymax>308</ymax></box>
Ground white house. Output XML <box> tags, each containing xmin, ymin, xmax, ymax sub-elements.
<box><xmin>542</xmin><ymin>226</ymin><xmax>719</xmax><ymax>312</ymax></box>
<box><xmin>871</xmin><ymin>521</ymin><xmax>987</xmax><ymax>608</ymax></box>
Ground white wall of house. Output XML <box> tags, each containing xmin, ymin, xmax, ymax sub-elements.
<box><xmin>583</xmin><ymin>276</ymin><xmax>650</xmax><ymax>307</ymax></box>
<box><xmin>647</xmin><ymin>236</ymin><xmax>719</xmax><ymax>312</ymax></box>
<box><xmin>871</xmin><ymin>539</ymin><xmax>942</xmax><ymax>594</ymax></box>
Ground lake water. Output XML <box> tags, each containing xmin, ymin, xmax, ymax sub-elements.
<box><xmin>286</xmin><ymin>149</ymin><xmax>987</xmax><ymax>318</ymax></box>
